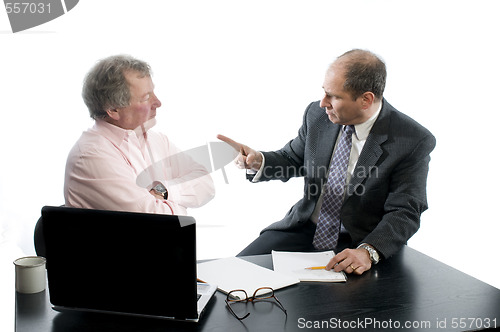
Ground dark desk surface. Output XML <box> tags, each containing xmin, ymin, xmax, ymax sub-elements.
<box><xmin>16</xmin><ymin>246</ymin><xmax>500</xmax><ymax>331</ymax></box>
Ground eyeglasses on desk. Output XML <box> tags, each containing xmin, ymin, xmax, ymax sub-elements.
<box><xmin>225</xmin><ymin>287</ymin><xmax>287</xmax><ymax>320</ymax></box>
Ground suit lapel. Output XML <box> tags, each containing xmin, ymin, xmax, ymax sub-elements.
<box><xmin>316</xmin><ymin>117</ymin><xmax>341</xmax><ymax>170</ymax></box>
<box><xmin>346</xmin><ymin>100</ymin><xmax>390</xmax><ymax>199</ymax></box>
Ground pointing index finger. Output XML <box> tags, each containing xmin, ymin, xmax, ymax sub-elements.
<box><xmin>217</xmin><ymin>134</ymin><xmax>243</xmax><ymax>152</ymax></box>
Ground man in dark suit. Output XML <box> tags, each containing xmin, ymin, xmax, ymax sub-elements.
<box><xmin>218</xmin><ymin>49</ymin><xmax>436</xmax><ymax>275</ymax></box>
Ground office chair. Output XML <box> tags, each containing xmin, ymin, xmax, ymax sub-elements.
<box><xmin>34</xmin><ymin>215</ymin><xmax>46</xmax><ymax>258</ymax></box>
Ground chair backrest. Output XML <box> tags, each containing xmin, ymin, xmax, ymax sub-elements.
<box><xmin>34</xmin><ymin>215</ymin><xmax>45</xmax><ymax>257</ymax></box>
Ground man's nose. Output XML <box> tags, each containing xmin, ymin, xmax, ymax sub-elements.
<box><xmin>320</xmin><ymin>95</ymin><xmax>330</xmax><ymax>108</ymax></box>
<box><xmin>152</xmin><ymin>93</ymin><xmax>161</xmax><ymax>108</ymax></box>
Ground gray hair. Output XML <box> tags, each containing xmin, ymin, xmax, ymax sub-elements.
<box><xmin>335</xmin><ymin>49</ymin><xmax>386</xmax><ymax>101</ymax></box>
<box><xmin>82</xmin><ymin>55</ymin><xmax>152</xmax><ymax>120</ymax></box>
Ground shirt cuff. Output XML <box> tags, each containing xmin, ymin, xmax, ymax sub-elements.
<box><xmin>246</xmin><ymin>152</ymin><xmax>265</xmax><ymax>182</ymax></box>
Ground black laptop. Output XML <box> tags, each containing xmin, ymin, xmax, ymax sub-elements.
<box><xmin>41</xmin><ymin>206</ymin><xmax>216</xmax><ymax>322</ymax></box>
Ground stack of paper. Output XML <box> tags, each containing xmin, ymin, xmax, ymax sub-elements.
<box><xmin>197</xmin><ymin>257</ymin><xmax>300</xmax><ymax>295</ymax></box>
<box><xmin>272</xmin><ymin>250</ymin><xmax>346</xmax><ymax>282</ymax></box>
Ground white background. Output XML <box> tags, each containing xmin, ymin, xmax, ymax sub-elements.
<box><xmin>1</xmin><ymin>1</ymin><xmax>499</xmax><ymax>330</ymax></box>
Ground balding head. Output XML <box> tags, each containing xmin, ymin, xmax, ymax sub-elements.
<box><xmin>328</xmin><ymin>49</ymin><xmax>386</xmax><ymax>101</ymax></box>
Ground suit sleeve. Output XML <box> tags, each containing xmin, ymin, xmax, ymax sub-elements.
<box><xmin>362</xmin><ymin>132</ymin><xmax>436</xmax><ymax>259</ymax></box>
<box><xmin>251</xmin><ymin>102</ymin><xmax>315</xmax><ymax>182</ymax></box>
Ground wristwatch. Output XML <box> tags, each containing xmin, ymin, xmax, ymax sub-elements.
<box><xmin>357</xmin><ymin>243</ymin><xmax>380</xmax><ymax>264</ymax></box>
<box><xmin>152</xmin><ymin>182</ymin><xmax>168</xmax><ymax>200</ymax></box>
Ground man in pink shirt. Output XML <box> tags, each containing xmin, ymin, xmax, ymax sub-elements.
<box><xmin>64</xmin><ymin>55</ymin><xmax>215</xmax><ymax>215</ymax></box>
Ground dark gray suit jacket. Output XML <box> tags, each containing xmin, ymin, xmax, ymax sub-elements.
<box><xmin>254</xmin><ymin>99</ymin><xmax>436</xmax><ymax>259</ymax></box>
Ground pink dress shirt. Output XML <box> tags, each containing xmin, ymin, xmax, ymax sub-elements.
<box><xmin>64</xmin><ymin>120</ymin><xmax>215</xmax><ymax>215</ymax></box>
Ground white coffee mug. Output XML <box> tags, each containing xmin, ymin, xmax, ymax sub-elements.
<box><xmin>14</xmin><ymin>256</ymin><xmax>47</xmax><ymax>294</ymax></box>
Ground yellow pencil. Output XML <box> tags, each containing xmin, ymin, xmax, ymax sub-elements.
<box><xmin>305</xmin><ymin>266</ymin><xmax>327</xmax><ymax>270</ymax></box>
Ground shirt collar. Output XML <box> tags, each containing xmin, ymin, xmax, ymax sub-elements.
<box><xmin>94</xmin><ymin>120</ymin><xmax>138</xmax><ymax>146</ymax></box>
<box><xmin>352</xmin><ymin>101</ymin><xmax>382</xmax><ymax>141</ymax></box>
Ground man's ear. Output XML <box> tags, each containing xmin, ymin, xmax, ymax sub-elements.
<box><xmin>106</xmin><ymin>108</ymin><xmax>120</xmax><ymax>121</ymax></box>
<box><xmin>361</xmin><ymin>92</ymin><xmax>375</xmax><ymax>109</ymax></box>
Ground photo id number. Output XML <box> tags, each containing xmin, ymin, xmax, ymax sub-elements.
<box><xmin>450</xmin><ymin>318</ymin><xmax>497</xmax><ymax>330</ymax></box>
<box><xmin>5</xmin><ymin>2</ymin><xmax>51</xmax><ymax>14</ymax></box>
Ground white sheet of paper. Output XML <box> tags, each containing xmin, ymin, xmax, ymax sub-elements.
<box><xmin>272</xmin><ymin>250</ymin><xmax>346</xmax><ymax>282</ymax></box>
<box><xmin>197</xmin><ymin>257</ymin><xmax>300</xmax><ymax>295</ymax></box>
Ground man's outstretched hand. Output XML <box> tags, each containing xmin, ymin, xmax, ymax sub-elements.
<box><xmin>217</xmin><ymin>134</ymin><xmax>263</xmax><ymax>171</ymax></box>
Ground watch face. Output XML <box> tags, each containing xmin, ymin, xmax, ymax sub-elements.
<box><xmin>369</xmin><ymin>248</ymin><xmax>379</xmax><ymax>263</ymax></box>
<box><xmin>152</xmin><ymin>182</ymin><xmax>168</xmax><ymax>200</ymax></box>
<box><xmin>153</xmin><ymin>183</ymin><xmax>166</xmax><ymax>193</ymax></box>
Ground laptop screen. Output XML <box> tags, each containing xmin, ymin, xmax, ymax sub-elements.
<box><xmin>41</xmin><ymin>206</ymin><xmax>198</xmax><ymax>320</ymax></box>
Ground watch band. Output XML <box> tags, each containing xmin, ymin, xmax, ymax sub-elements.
<box><xmin>161</xmin><ymin>189</ymin><xmax>168</xmax><ymax>200</ymax></box>
<box><xmin>357</xmin><ymin>243</ymin><xmax>380</xmax><ymax>264</ymax></box>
